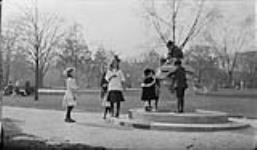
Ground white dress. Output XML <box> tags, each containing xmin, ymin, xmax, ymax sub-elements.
<box><xmin>62</xmin><ymin>77</ymin><xmax>78</xmax><ymax>107</ymax></box>
<box><xmin>105</xmin><ymin>69</ymin><xmax>125</xmax><ymax>91</ymax></box>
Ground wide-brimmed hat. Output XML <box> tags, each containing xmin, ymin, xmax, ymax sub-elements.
<box><xmin>63</xmin><ymin>67</ymin><xmax>75</xmax><ymax>76</ymax></box>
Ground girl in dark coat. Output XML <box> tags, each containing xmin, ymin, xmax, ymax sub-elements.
<box><xmin>141</xmin><ymin>68</ymin><xmax>156</xmax><ymax>111</ymax></box>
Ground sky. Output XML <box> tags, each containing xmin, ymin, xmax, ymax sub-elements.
<box><xmin>2</xmin><ymin>0</ymin><xmax>255</xmax><ymax>59</ymax></box>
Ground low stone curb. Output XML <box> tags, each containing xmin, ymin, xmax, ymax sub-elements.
<box><xmin>108</xmin><ymin>117</ymin><xmax>251</xmax><ymax>132</ymax></box>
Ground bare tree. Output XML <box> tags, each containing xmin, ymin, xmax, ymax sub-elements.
<box><xmin>188</xmin><ymin>45</ymin><xmax>218</xmax><ymax>83</ymax></box>
<box><xmin>14</xmin><ymin>0</ymin><xmax>64</xmax><ymax>100</ymax></box>
<box><xmin>57</xmin><ymin>23</ymin><xmax>90</xmax><ymax>69</ymax></box>
<box><xmin>57</xmin><ymin>23</ymin><xmax>92</xmax><ymax>87</ymax></box>
<box><xmin>2</xmin><ymin>23</ymin><xmax>20</xmax><ymax>85</ymax></box>
<box><xmin>142</xmin><ymin>0</ymin><xmax>209</xmax><ymax>50</ymax></box>
<box><xmin>236</xmin><ymin>51</ymin><xmax>257</xmax><ymax>88</ymax></box>
<box><xmin>204</xmin><ymin>15</ymin><xmax>254</xmax><ymax>86</ymax></box>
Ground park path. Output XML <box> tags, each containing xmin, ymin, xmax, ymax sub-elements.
<box><xmin>2</xmin><ymin>106</ymin><xmax>256</xmax><ymax>150</ymax></box>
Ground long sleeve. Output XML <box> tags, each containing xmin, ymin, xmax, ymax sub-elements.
<box><xmin>119</xmin><ymin>70</ymin><xmax>126</xmax><ymax>82</ymax></box>
<box><xmin>68</xmin><ymin>78</ymin><xmax>78</xmax><ymax>90</ymax></box>
<box><xmin>105</xmin><ymin>70</ymin><xmax>112</xmax><ymax>82</ymax></box>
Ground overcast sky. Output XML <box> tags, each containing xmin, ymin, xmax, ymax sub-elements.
<box><xmin>2</xmin><ymin>0</ymin><xmax>255</xmax><ymax>59</ymax></box>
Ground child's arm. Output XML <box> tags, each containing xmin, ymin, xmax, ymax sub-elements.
<box><xmin>105</xmin><ymin>71</ymin><xmax>118</xmax><ymax>82</ymax></box>
<box><xmin>120</xmin><ymin>71</ymin><xmax>126</xmax><ymax>91</ymax></box>
<box><xmin>142</xmin><ymin>78</ymin><xmax>156</xmax><ymax>87</ymax></box>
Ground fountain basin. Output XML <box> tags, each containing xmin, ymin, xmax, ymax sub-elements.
<box><xmin>128</xmin><ymin>109</ymin><xmax>229</xmax><ymax>124</ymax></box>
<box><xmin>109</xmin><ymin>108</ymin><xmax>250</xmax><ymax>131</ymax></box>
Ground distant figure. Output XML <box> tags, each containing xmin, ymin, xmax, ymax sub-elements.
<box><xmin>62</xmin><ymin>67</ymin><xmax>78</xmax><ymax>123</ymax></box>
<box><xmin>25</xmin><ymin>81</ymin><xmax>32</xmax><ymax>96</ymax></box>
<box><xmin>166</xmin><ymin>40</ymin><xmax>183</xmax><ymax>60</ymax></box>
<box><xmin>240</xmin><ymin>80</ymin><xmax>244</xmax><ymax>90</ymax></box>
<box><xmin>4</xmin><ymin>81</ymin><xmax>14</xmax><ymax>95</ymax></box>
<box><xmin>100</xmin><ymin>67</ymin><xmax>111</xmax><ymax>119</ymax></box>
<box><xmin>170</xmin><ymin>60</ymin><xmax>188</xmax><ymax>113</ymax></box>
<box><xmin>141</xmin><ymin>68</ymin><xmax>157</xmax><ymax>111</ymax></box>
<box><xmin>105</xmin><ymin>55</ymin><xmax>126</xmax><ymax>118</ymax></box>
<box><xmin>14</xmin><ymin>80</ymin><xmax>21</xmax><ymax>96</ymax></box>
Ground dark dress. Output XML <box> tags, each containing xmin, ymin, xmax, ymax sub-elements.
<box><xmin>100</xmin><ymin>72</ymin><xmax>108</xmax><ymax>98</ymax></box>
<box><xmin>173</xmin><ymin>66</ymin><xmax>188</xmax><ymax>112</ymax></box>
<box><xmin>168</xmin><ymin>45</ymin><xmax>183</xmax><ymax>59</ymax></box>
<box><xmin>141</xmin><ymin>77</ymin><xmax>156</xmax><ymax>101</ymax></box>
<box><xmin>173</xmin><ymin>66</ymin><xmax>188</xmax><ymax>91</ymax></box>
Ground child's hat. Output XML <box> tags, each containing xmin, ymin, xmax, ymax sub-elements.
<box><xmin>63</xmin><ymin>67</ymin><xmax>75</xmax><ymax>76</ymax></box>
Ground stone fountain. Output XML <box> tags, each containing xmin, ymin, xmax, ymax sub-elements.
<box><xmin>113</xmin><ymin>41</ymin><xmax>250</xmax><ymax>131</ymax></box>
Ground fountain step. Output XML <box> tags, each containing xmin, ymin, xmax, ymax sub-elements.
<box><xmin>128</xmin><ymin>108</ymin><xmax>229</xmax><ymax>124</ymax></box>
<box><xmin>109</xmin><ymin>117</ymin><xmax>250</xmax><ymax>132</ymax></box>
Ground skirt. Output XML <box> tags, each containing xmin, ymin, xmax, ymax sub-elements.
<box><xmin>62</xmin><ymin>91</ymin><xmax>77</xmax><ymax>107</ymax></box>
<box><xmin>141</xmin><ymin>87</ymin><xmax>156</xmax><ymax>101</ymax></box>
<box><xmin>107</xmin><ymin>90</ymin><xmax>125</xmax><ymax>103</ymax></box>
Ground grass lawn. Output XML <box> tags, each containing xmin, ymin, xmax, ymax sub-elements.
<box><xmin>3</xmin><ymin>89</ymin><xmax>257</xmax><ymax>118</ymax></box>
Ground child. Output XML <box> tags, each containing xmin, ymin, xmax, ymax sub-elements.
<box><xmin>141</xmin><ymin>68</ymin><xmax>157</xmax><ymax>112</ymax></box>
<box><xmin>151</xmin><ymin>70</ymin><xmax>160</xmax><ymax>111</ymax></box>
<box><xmin>100</xmin><ymin>71</ymin><xmax>111</xmax><ymax>119</ymax></box>
<box><xmin>62</xmin><ymin>67</ymin><xmax>78</xmax><ymax>123</ymax></box>
<box><xmin>105</xmin><ymin>56</ymin><xmax>126</xmax><ymax>118</ymax></box>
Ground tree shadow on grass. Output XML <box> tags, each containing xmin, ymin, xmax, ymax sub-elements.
<box><xmin>2</xmin><ymin>118</ymin><xmax>127</xmax><ymax>150</ymax></box>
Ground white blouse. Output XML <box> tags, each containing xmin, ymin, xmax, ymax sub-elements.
<box><xmin>105</xmin><ymin>69</ymin><xmax>125</xmax><ymax>91</ymax></box>
<box><xmin>63</xmin><ymin>77</ymin><xmax>78</xmax><ymax>107</ymax></box>
<box><xmin>66</xmin><ymin>77</ymin><xmax>78</xmax><ymax>92</ymax></box>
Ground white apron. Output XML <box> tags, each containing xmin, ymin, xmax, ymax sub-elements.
<box><xmin>62</xmin><ymin>78</ymin><xmax>78</xmax><ymax>107</ymax></box>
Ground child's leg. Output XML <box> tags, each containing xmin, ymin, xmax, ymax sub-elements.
<box><xmin>110</xmin><ymin>102</ymin><xmax>114</xmax><ymax>117</ymax></box>
<box><xmin>116</xmin><ymin>102</ymin><xmax>120</xmax><ymax>117</ymax></box>
<box><xmin>107</xmin><ymin>107</ymin><xmax>111</xmax><ymax>114</ymax></box>
<box><xmin>66</xmin><ymin>106</ymin><xmax>73</xmax><ymax>119</ymax></box>
<box><xmin>103</xmin><ymin>107</ymin><xmax>108</xmax><ymax>119</ymax></box>
<box><xmin>106</xmin><ymin>107</ymin><xmax>111</xmax><ymax>118</ymax></box>
<box><xmin>148</xmin><ymin>100</ymin><xmax>151</xmax><ymax>107</ymax></box>
<box><xmin>154</xmin><ymin>99</ymin><xmax>158</xmax><ymax>110</ymax></box>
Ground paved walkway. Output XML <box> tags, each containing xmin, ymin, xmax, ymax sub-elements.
<box><xmin>3</xmin><ymin>106</ymin><xmax>257</xmax><ymax>150</ymax></box>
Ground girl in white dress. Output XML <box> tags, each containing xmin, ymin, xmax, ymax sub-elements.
<box><xmin>105</xmin><ymin>56</ymin><xmax>126</xmax><ymax>118</ymax></box>
<box><xmin>63</xmin><ymin>67</ymin><xmax>78</xmax><ymax>123</ymax></box>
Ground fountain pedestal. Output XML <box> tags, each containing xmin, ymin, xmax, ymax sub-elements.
<box><xmin>112</xmin><ymin>108</ymin><xmax>250</xmax><ymax>131</ymax></box>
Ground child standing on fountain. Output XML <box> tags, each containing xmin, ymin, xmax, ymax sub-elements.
<box><xmin>141</xmin><ymin>68</ymin><xmax>157</xmax><ymax>111</ymax></box>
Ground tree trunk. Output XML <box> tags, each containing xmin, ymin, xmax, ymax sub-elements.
<box><xmin>34</xmin><ymin>53</ymin><xmax>39</xmax><ymax>101</ymax></box>
<box><xmin>38</xmin><ymin>71</ymin><xmax>44</xmax><ymax>88</ymax></box>
<box><xmin>4</xmin><ymin>59</ymin><xmax>10</xmax><ymax>86</ymax></box>
<box><xmin>0</xmin><ymin>1</ymin><xmax>3</xmax><ymax>120</ymax></box>
<box><xmin>228</xmin><ymin>71</ymin><xmax>233</xmax><ymax>87</ymax></box>
<box><xmin>197</xmin><ymin>69</ymin><xmax>202</xmax><ymax>83</ymax></box>
<box><xmin>0</xmin><ymin>49</ymin><xmax>3</xmax><ymax>121</ymax></box>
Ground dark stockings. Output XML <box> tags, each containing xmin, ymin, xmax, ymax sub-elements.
<box><xmin>111</xmin><ymin>102</ymin><xmax>120</xmax><ymax>117</ymax></box>
<box><xmin>177</xmin><ymin>97</ymin><xmax>184</xmax><ymax>113</ymax></box>
<box><xmin>103</xmin><ymin>107</ymin><xmax>111</xmax><ymax>119</ymax></box>
<box><xmin>66</xmin><ymin>106</ymin><xmax>73</xmax><ymax>119</ymax></box>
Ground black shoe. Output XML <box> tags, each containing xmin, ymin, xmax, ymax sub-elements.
<box><xmin>178</xmin><ymin>110</ymin><xmax>183</xmax><ymax>113</ymax></box>
<box><xmin>145</xmin><ymin>106</ymin><xmax>152</xmax><ymax>112</ymax></box>
<box><xmin>65</xmin><ymin>118</ymin><xmax>70</xmax><ymax>122</ymax></box>
<box><xmin>65</xmin><ymin>118</ymin><xmax>76</xmax><ymax>123</ymax></box>
<box><xmin>70</xmin><ymin>118</ymin><xmax>76</xmax><ymax>122</ymax></box>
